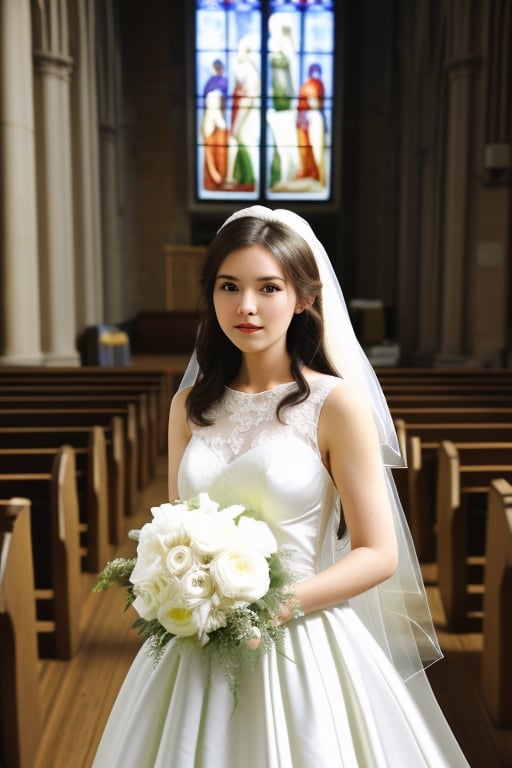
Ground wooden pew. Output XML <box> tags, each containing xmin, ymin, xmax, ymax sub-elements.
<box><xmin>390</xmin><ymin>406</ymin><xmax>512</xmax><ymax>424</ymax></box>
<box><xmin>0</xmin><ymin>423</ymin><xmax>125</xmax><ymax>547</ymax></box>
<box><xmin>0</xmin><ymin>366</ymin><xmax>175</xmax><ymax>453</ymax></box>
<box><xmin>0</xmin><ymin>446</ymin><xmax>82</xmax><ymax>658</ymax></box>
<box><xmin>0</xmin><ymin>407</ymin><xmax>137</xmax><ymax>517</ymax></box>
<box><xmin>387</xmin><ymin>393</ymin><xmax>512</xmax><ymax>408</ymax></box>
<box><xmin>395</xmin><ymin>419</ymin><xmax>512</xmax><ymax>460</ymax></box>
<box><xmin>0</xmin><ymin>382</ymin><xmax>160</xmax><ymax>466</ymax></box>
<box><xmin>376</xmin><ymin>367</ymin><xmax>512</xmax><ymax>384</ymax></box>
<box><xmin>436</xmin><ymin>440</ymin><xmax>512</xmax><ymax>631</ymax></box>
<box><xmin>0</xmin><ymin>498</ymin><xmax>41</xmax><ymax>768</ymax></box>
<box><xmin>382</xmin><ymin>382</ymin><xmax>512</xmax><ymax>394</ymax></box>
<box><xmin>481</xmin><ymin>477</ymin><xmax>512</xmax><ymax>727</ymax></box>
<box><xmin>0</xmin><ymin>440</ymin><xmax>109</xmax><ymax>572</ymax></box>
<box><xmin>0</xmin><ymin>393</ymin><xmax>150</xmax><ymax>488</ymax></box>
<box><xmin>395</xmin><ymin>420</ymin><xmax>512</xmax><ymax>561</ymax></box>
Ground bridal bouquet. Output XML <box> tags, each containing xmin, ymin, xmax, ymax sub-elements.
<box><xmin>94</xmin><ymin>493</ymin><xmax>295</xmax><ymax>696</ymax></box>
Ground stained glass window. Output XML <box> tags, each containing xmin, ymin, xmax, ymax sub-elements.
<box><xmin>194</xmin><ymin>0</ymin><xmax>335</xmax><ymax>202</ymax></box>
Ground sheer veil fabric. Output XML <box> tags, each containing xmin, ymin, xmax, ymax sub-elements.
<box><xmin>179</xmin><ymin>205</ymin><xmax>442</xmax><ymax>681</ymax></box>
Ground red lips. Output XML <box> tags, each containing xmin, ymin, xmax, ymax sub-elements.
<box><xmin>235</xmin><ymin>323</ymin><xmax>262</xmax><ymax>333</ymax></box>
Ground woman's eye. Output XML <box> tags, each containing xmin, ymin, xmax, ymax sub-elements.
<box><xmin>262</xmin><ymin>284</ymin><xmax>280</xmax><ymax>293</ymax></box>
<box><xmin>220</xmin><ymin>282</ymin><xmax>238</xmax><ymax>292</ymax></box>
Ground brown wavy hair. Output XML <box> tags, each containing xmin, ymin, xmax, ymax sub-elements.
<box><xmin>186</xmin><ymin>215</ymin><xmax>338</xmax><ymax>425</ymax></box>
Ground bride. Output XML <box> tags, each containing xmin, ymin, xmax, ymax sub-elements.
<box><xmin>93</xmin><ymin>206</ymin><xmax>469</xmax><ymax>767</ymax></box>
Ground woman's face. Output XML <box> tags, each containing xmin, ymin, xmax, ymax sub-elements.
<box><xmin>213</xmin><ymin>244</ymin><xmax>300</xmax><ymax>359</ymax></box>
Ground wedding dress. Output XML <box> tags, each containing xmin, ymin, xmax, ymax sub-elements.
<box><xmin>93</xmin><ymin>377</ymin><xmax>470</xmax><ymax>768</ymax></box>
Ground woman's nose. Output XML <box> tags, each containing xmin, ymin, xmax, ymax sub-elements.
<box><xmin>237</xmin><ymin>291</ymin><xmax>256</xmax><ymax>315</ymax></box>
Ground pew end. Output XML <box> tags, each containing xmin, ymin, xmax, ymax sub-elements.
<box><xmin>436</xmin><ymin>440</ymin><xmax>512</xmax><ymax>631</ymax></box>
<box><xmin>0</xmin><ymin>498</ymin><xmax>41</xmax><ymax>768</ymax></box>
<box><xmin>0</xmin><ymin>446</ymin><xmax>82</xmax><ymax>659</ymax></box>
<box><xmin>482</xmin><ymin>478</ymin><xmax>512</xmax><ymax>727</ymax></box>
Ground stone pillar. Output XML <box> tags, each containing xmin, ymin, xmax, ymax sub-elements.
<box><xmin>0</xmin><ymin>0</ymin><xmax>43</xmax><ymax>365</ymax></box>
<box><xmin>70</xmin><ymin>0</ymin><xmax>103</xmax><ymax>331</ymax></box>
<box><xmin>99</xmin><ymin>124</ymin><xmax>122</xmax><ymax>323</ymax></box>
<box><xmin>438</xmin><ymin>1</ymin><xmax>480</xmax><ymax>361</ymax></box>
<box><xmin>33</xmin><ymin>0</ymin><xmax>80</xmax><ymax>365</ymax></box>
<box><xmin>96</xmin><ymin>0</ymin><xmax>122</xmax><ymax>324</ymax></box>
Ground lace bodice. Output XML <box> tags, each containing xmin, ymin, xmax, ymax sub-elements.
<box><xmin>178</xmin><ymin>376</ymin><xmax>343</xmax><ymax>577</ymax></box>
<box><xmin>188</xmin><ymin>376</ymin><xmax>342</xmax><ymax>464</ymax></box>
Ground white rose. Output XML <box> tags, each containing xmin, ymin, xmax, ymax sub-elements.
<box><xmin>210</xmin><ymin>550</ymin><xmax>270</xmax><ymax>602</ymax></box>
<box><xmin>132</xmin><ymin>506</ymin><xmax>194</xmax><ymax>585</ymax></box>
<box><xmin>147</xmin><ymin>503</ymin><xmax>192</xmax><ymax>545</ymax></box>
<box><xmin>235</xmin><ymin>516</ymin><xmax>277</xmax><ymax>557</ymax></box>
<box><xmin>187</xmin><ymin>509</ymin><xmax>239</xmax><ymax>557</ymax></box>
<box><xmin>129</xmin><ymin>546</ymin><xmax>163</xmax><ymax>587</ymax></box>
<box><xmin>166</xmin><ymin>545</ymin><xmax>193</xmax><ymax>575</ymax></box>
<box><xmin>180</xmin><ymin>566</ymin><xmax>215</xmax><ymax>606</ymax></box>
<box><xmin>132</xmin><ymin>573</ymin><xmax>180</xmax><ymax>621</ymax></box>
<box><xmin>157</xmin><ymin>603</ymin><xmax>201</xmax><ymax>637</ymax></box>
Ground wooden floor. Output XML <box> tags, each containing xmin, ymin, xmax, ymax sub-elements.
<box><xmin>33</xmin><ymin>456</ymin><xmax>512</xmax><ymax>768</ymax></box>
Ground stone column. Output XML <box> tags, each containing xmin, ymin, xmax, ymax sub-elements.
<box><xmin>438</xmin><ymin>1</ymin><xmax>480</xmax><ymax>360</ymax></box>
<box><xmin>70</xmin><ymin>0</ymin><xmax>103</xmax><ymax>330</ymax></box>
<box><xmin>33</xmin><ymin>0</ymin><xmax>80</xmax><ymax>365</ymax></box>
<box><xmin>96</xmin><ymin>0</ymin><xmax>122</xmax><ymax>324</ymax></box>
<box><xmin>99</xmin><ymin>123</ymin><xmax>122</xmax><ymax>324</ymax></box>
<box><xmin>0</xmin><ymin>0</ymin><xmax>43</xmax><ymax>365</ymax></box>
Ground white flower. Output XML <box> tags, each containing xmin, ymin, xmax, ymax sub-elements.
<box><xmin>166</xmin><ymin>545</ymin><xmax>193</xmax><ymax>575</ymax></box>
<box><xmin>192</xmin><ymin>599</ymin><xmax>228</xmax><ymax>643</ymax></box>
<box><xmin>129</xmin><ymin>547</ymin><xmax>162</xmax><ymax>587</ymax></box>
<box><xmin>220</xmin><ymin>503</ymin><xmax>246</xmax><ymax>519</ymax></box>
<box><xmin>157</xmin><ymin>603</ymin><xmax>200</xmax><ymax>637</ymax></box>
<box><xmin>152</xmin><ymin>500</ymin><xmax>189</xmax><ymax>516</ymax></box>
<box><xmin>187</xmin><ymin>509</ymin><xmax>240</xmax><ymax>557</ymax></box>
<box><xmin>148</xmin><ymin>503</ymin><xmax>192</xmax><ymax>548</ymax></box>
<box><xmin>180</xmin><ymin>566</ymin><xmax>215</xmax><ymax>605</ymax></box>
<box><xmin>131</xmin><ymin>507</ymin><xmax>192</xmax><ymax>585</ymax></box>
<box><xmin>210</xmin><ymin>550</ymin><xmax>271</xmax><ymax>602</ymax></box>
<box><xmin>235</xmin><ymin>516</ymin><xmax>277</xmax><ymax>557</ymax></box>
<box><xmin>191</xmin><ymin>492</ymin><xmax>221</xmax><ymax>514</ymax></box>
<box><xmin>132</xmin><ymin>573</ymin><xmax>181</xmax><ymax>621</ymax></box>
<box><xmin>203</xmin><ymin>603</ymin><xmax>228</xmax><ymax>634</ymax></box>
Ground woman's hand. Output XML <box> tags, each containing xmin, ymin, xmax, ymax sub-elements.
<box><xmin>272</xmin><ymin>593</ymin><xmax>305</xmax><ymax>626</ymax></box>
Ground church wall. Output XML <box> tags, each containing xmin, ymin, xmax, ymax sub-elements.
<box><xmin>131</xmin><ymin>0</ymin><xmax>199</xmax><ymax>313</ymax></box>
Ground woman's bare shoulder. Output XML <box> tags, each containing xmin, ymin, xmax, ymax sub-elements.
<box><xmin>170</xmin><ymin>385</ymin><xmax>192</xmax><ymax>410</ymax></box>
<box><xmin>320</xmin><ymin>378</ymin><xmax>375</xmax><ymax>436</ymax></box>
<box><xmin>169</xmin><ymin>386</ymin><xmax>192</xmax><ymax>436</ymax></box>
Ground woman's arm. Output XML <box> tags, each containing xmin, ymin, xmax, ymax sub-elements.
<box><xmin>167</xmin><ymin>387</ymin><xmax>192</xmax><ymax>501</ymax></box>
<box><xmin>277</xmin><ymin>381</ymin><xmax>398</xmax><ymax>623</ymax></box>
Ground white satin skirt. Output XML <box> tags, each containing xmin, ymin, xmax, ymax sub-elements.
<box><xmin>93</xmin><ymin>604</ymin><xmax>470</xmax><ymax>768</ymax></box>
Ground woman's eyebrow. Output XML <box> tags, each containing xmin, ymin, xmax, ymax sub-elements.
<box><xmin>215</xmin><ymin>274</ymin><xmax>286</xmax><ymax>282</ymax></box>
